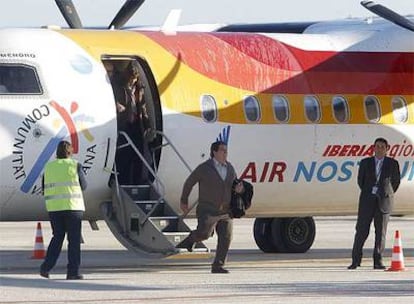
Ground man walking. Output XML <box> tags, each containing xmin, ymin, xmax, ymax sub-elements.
<box><xmin>178</xmin><ymin>141</ymin><xmax>243</xmax><ymax>273</ymax></box>
<box><xmin>40</xmin><ymin>140</ymin><xmax>87</xmax><ymax>279</ymax></box>
<box><xmin>348</xmin><ymin>137</ymin><xmax>400</xmax><ymax>270</ymax></box>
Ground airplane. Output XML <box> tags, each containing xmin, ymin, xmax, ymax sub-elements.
<box><xmin>0</xmin><ymin>0</ymin><xmax>413</xmax><ymax>257</ymax></box>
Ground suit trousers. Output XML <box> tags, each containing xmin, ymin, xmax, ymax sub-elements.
<box><xmin>40</xmin><ymin>210</ymin><xmax>84</xmax><ymax>276</ymax></box>
<box><xmin>188</xmin><ymin>213</ymin><xmax>233</xmax><ymax>267</ymax></box>
<box><xmin>351</xmin><ymin>194</ymin><xmax>389</xmax><ymax>265</ymax></box>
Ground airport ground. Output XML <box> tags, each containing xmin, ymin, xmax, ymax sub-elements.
<box><xmin>0</xmin><ymin>216</ymin><xmax>413</xmax><ymax>303</ymax></box>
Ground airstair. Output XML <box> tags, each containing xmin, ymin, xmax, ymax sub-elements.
<box><xmin>101</xmin><ymin>131</ymin><xmax>208</xmax><ymax>257</ymax></box>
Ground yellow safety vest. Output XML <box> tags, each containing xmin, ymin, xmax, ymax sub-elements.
<box><xmin>44</xmin><ymin>158</ymin><xmax>85</xmax><ymax>212</ymax></box>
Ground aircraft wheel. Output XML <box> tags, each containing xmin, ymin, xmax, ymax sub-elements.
<box><xmin>270</xmin><ymin>218</ymin><xmax>288</xmax><ymax>253</ymax></box>
<box><xmin>281</xmin><ymin>217</ymin><xmax>315</xmax><ymax>253</ymax></box>
<box><xmin>253</xmin><ymin>218</ymin><xmax>277</xmax><ymax>253</ymax></box>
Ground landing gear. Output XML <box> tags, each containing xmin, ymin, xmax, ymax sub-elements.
<box><xmin>253</xmin><ymin>217</ymin><xmax>316</xmax><ymax>253</ymax></box>
<box><xmin>253</xmin><ymin>218</ymin><xmax>276</xmax><ymax>253</ymax></box>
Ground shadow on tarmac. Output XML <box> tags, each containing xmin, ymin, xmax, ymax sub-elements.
<box><xmin>0</xmin><ymin>276</ymin><xmax>169</xmax><ymax>291</ymax></box>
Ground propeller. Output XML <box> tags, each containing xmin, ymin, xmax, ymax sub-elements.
<box><xmin>55</xmin><ymin>0</ymin><xmax>83</xmax><ymax>28</ymax></box>
<box><xmin>361</xmin><ymin>1</ymin><xmax>414</xmax><ymax>32</ymax></box>
<box><xmin>108</xmin><ymin>0</ymin><xmax>146</xmax><ymax>29</ymax></box>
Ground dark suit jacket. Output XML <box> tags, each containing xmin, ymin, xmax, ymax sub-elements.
<box><xmin>357</xmin><ymin>156</ymin><xmax>400</xmax><ymax>213</ymax></box>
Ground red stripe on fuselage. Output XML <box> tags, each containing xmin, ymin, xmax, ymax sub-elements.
<box><xmin>141</xmin><ymin>31</ymin><xmax>414</xmax><ymax>94</ymax></box>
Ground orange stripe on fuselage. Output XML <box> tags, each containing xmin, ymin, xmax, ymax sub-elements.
<box><xmin>141</xmin><ymin>31</ymin><xmax>414</xmax><ymax>95</ymax></box>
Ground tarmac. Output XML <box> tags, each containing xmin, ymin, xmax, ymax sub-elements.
<box><xmin>1</xmin><ymin>216</ymin><xmax>413</xmax><ymax>303</ymax></box>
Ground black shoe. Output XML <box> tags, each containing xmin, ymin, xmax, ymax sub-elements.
<box><xmin>40</xmin><ymin>270</ymin><xmax>49</xmax><ymax>279</ymax></box>
<box><xmin>186</xmin><ymin>242</ymin><xmax>195</xmax><ymax>252</ymax></box>
<box><xmin>211</xmin><ymin>266</ymin><xmax>229</xmax><ymax>274</ymax></box>
<box><xmin>66</xmin><ymin>274</ymin><xmax>84</xmax><ymax>280</ymax></box>
<box><xmin>176</xmin><ymin>239</ymin><xmax>195</xmax><ymax>252</ymax></box>
<box><xmin>374</xmin><ymin>264</ymin><xmax>386</xmax><ymax>270</ymax></box>
<box><xmin>347</xmin><ymin>264</ymin><xmax>358</xmax><ymax>270</ymax></box>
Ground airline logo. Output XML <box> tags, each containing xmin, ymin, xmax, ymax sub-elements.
<box><xmin>11</xmin><ymin>101</ymin><xmax>95</xmax><ymax>194</ymax></box>
<box><xmin>240</xmin><ymin>142</ymin><xmax>414</xmax><ymax>183</ymax></box>
<box><xmin>216</xmin><ymin>125</ymin><xmax>231</xmax><ymax>144</ymax></box>
<box><xmin>215</xmin><ymin>126</ymin><xmax>413</xmax><ymax>183</ymax></box>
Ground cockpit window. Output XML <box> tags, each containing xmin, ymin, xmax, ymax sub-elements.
<box><xmin>0</xmin><ymin>64</ymin><xmax>42</xmax><ymax>95</ymax></box>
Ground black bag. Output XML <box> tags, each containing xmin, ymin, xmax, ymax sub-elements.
<box><xmin>230</xmin><ymin>179</ymin><xmax>253</xmax><ymax>218</ymax></box>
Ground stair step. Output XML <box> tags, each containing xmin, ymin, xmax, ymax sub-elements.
<box><xmin>163</xmin><ymin>232</ymin><xmax>208</xmax><ymax>251</ymax></box>
<box><xmin>150</xmin><ymin>216</ymin><xmax>180</xmax><ymax>232</ymax></box>
<box><xmin>121</xmin><ymin>185</ymin><xmax>151</xmax><ymax>200</ymax></box>
<box><xmin>163</xmin><ymin>232</ymin><xmax>190</xmax><ymax>245</ymax></box>
<box><xmin>135</xmin><ymin>200</ymin><xmax>164</xmax><ymax>216</ymax></box>
<box><xmin>107</xmin><ymin>182</ymin><xmax>209</xmax><ymax>257</ymax></box>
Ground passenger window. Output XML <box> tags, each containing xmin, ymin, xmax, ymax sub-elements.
<box><xmin>332</xmin><ymin>96</ymin><xmax>349</xmax><ymax>123</ymax></box>
<box><xmin>200</xmin><ymin>95</ymin><xmax>217</xmax><ymax>122</ymax></box>
<box><xmin>391</xmin><ymin>96</ymin><xmax>408</xmax><ymax>123</ymax></box>
<box><xmin>0</xmin><ymin>64</ymin><xmax>42</xmax><ymax>95</ymax></box>
<box><xmin>243</xmin><ymin>95</ymin><xmax>261</xmax><ymax>123</ymax></box>
<box><xmin>304</xmin><ymin>95</ymin><xmax>321</xmax><ymax>123</ymax></box>
<box><xmin>364</xmin><ymin>96</ymin><xmax>380</xmax><ymax>123</ymax></box>
<box><xmin>272</xmin><ymin>95</ymin><xmax>290</xmax><ymax>123</ymax></box>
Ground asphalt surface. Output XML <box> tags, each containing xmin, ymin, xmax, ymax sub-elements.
<box><xmin>1</xmin><ymin>217</ymin><xmax>413</xmax><ymax>303</ymax></box>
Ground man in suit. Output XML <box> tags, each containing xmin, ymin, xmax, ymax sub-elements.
<box><xmin>348</xmin><ymin>137</ymin><xmax>400</xmax><ymax>270</ymax></box>
<box><xmin>178</xmin><ymin>141</ymin><xmax>244</xmax><ymax>273</ymax></box>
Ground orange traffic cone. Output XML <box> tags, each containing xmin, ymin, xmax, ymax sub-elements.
<box><xmin>31</xmin><ymin>222</ymin><xmax>46</xmax><ymax>259</ymax></box>
<box><xmin>387</xmin><ymin>230</ymin><xmax>405</xmax><ymax>271</ymax></box>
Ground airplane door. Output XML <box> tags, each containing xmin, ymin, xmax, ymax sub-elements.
<box><xmin>102</xmin><ymin>56</ymin><xmax>163</xmax><ymax>185</ymax></box>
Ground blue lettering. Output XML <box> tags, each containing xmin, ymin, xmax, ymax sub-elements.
<box><xmin>338</xmin><ymin>161</ymin><xmax>354</xmax><ymax>182</ymax></box>
<box><xmin>293</xmin><ymin>161</ymin><xmax>316</xmax><ymax>182</ymax></box>
<box><xmin>292</xmin><ymin>160</ymin><xmax>413</xmax><ymax>183</ymax></box>
<box><xmin>317</xmin><ymin>161</ymin><xmax>337</xmax><ymax>182</ymax></box>
<box><xmin>400</xmin><ymin>161</ymin><xmax>414</xmax><ymax>181</ymax></box>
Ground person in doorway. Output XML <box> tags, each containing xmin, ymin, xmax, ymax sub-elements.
<box><xmin>348</xmin><ymin>137</ymin><xmax>400</xmax><ymax>270</ymax></box>
<box><xmin>178</xmin><ymin>141</ymin><xmax>244</xmax><ymax>273</ymax></box>
<box><xmin>114</xmin><ymin>61</ymin><xmax>151</xmax><ymax>184</ymax></box>
<box><xmin>40</xmin><ymin>140</ymin><xmax>87</xmax><ymax>280</ymax></box>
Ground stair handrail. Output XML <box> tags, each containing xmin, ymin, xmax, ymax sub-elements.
<box><xmin>153</xmin><ymin>130</ymin><xmax>192</xmax><ymax>173</ymax></box>
<box><xmin>152</xmin><ymin>130</ymin><xmax>199</xmax><ymax>219</ymax></box>
<box><xmin>118</xmin><ymin>131</ymin><xmax>166</xmax><ymax>198</ymax></box>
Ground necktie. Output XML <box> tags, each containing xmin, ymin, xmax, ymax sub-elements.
<box><xmin>375</xmin><ymin>159</ymin><xmax>382</xmax><ymax>182</ymax></box>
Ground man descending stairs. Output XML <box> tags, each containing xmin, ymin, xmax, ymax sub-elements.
<box><xmin>101</xmin><ymin>182</ymin><xmax>208</xmax><ymax>258</ymax></box>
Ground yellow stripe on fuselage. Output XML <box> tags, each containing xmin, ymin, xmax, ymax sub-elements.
<box><xmin>58</xmin><ymin>30</ymin><xmax>414</xmax><ymax>125</ymax></box>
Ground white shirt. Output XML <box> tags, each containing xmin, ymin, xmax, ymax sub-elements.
<box><xmin>213</xmin><ymin>158</ymin><xmax>227</xmax><ymax>181</ymax></box>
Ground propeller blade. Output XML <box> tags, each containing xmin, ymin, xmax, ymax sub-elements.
<box><xmin>108</xmin><ymin>0</ymin><xmax>145</xmax><ymax>29</ymax></box>
<box><xmin>55</xmin><ymin>0</ymin><xmax>83</xmax><ymax>29</ymax></box>
<box><xmin>361</xmin><ymin>1</ymin><xmax>414</xmax><ymax>32</ymax></box>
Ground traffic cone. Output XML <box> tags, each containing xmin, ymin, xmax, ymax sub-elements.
<box><xmin>31</xmin><ymin>222</ymin><xmax>46</xmax><ymax>259</ymax></box>
<box><xmin>386</xmin><ymin>230</ymin><xmax>405</xmax><ymax>271</ymax></box>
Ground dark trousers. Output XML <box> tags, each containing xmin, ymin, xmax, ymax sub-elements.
<box><xmin>116</xmin><ymin>123</ymin><xmax>147</xmax><ymax>185</ymax></box>
<box><xmin>351</xmin><ymin>195</ymin><xmax>389</xmax><ymax>265</ymax></box>
<box><xmin>40</xmin><ymin>210</ymin><xmax>84</xmax><ymax>276</ymax></box>
<box><xmin>185</xmin><ymin>214</ymin><xmax>233</xmax><ymax>267</ymax></box>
